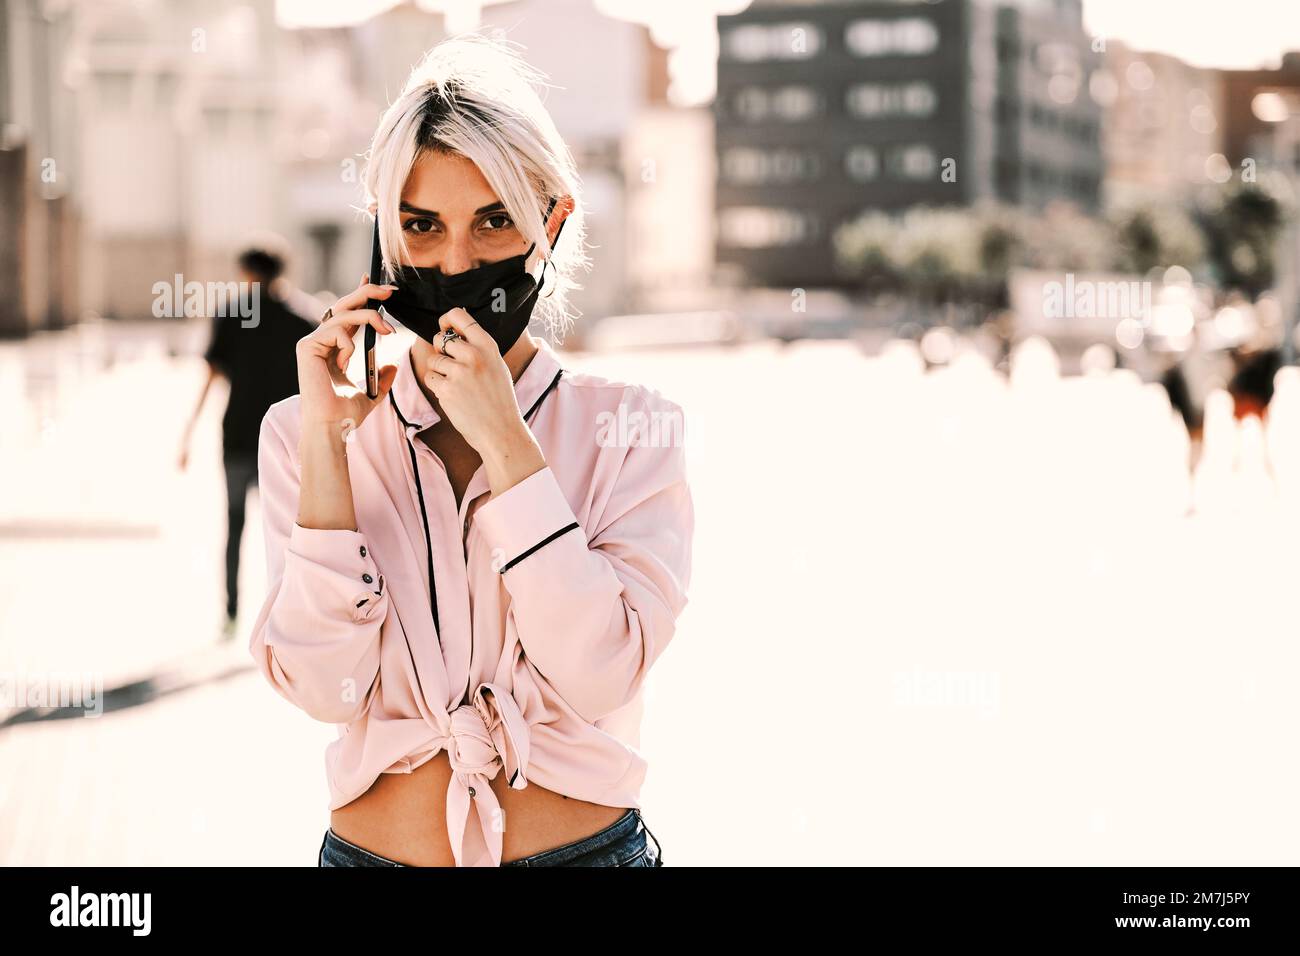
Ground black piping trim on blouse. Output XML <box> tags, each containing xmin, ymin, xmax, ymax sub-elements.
<box><xmin>498</xmin><ymin>522</ymin><xmax>580</xmax><ymax>574</ymax></box>
<box><xmin>385</xmin><ymin>389</ymin><xmax>435</xmax><ymax>711</ymax></box>
<box><xmin>524</xmin><ymin>368</ymin><xmax>564</xmax><ymax>423</ymax></box>
<box><xmin>388</xmin><ymin>390</ymin><xmax>441</xmax><ymax>637</ymax></box>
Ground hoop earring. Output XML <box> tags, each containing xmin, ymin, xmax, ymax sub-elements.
<box><xmin>540</xmin><ymin>257</ymin><xmax>557</xmax><ymax>298</ymax></box>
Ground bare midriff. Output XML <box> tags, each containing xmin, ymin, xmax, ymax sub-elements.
<box><xmin>328</xmin><ymin>750</ymin><xmax>629</xmax><ymax>865</ymax></box>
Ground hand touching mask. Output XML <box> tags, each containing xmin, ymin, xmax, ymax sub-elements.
<box><xmin>378</xmin><ymin>197</ymin><xmax>565</xmax><ymax>355</ymax></box>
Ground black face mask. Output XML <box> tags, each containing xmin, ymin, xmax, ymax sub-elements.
<box><xmin>376</xmin><ymin>197</ymin><xmax>565</xmax><ymax>356</ymax></box>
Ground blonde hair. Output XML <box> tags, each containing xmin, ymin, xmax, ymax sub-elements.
<box><xmin>361</xmin><ymin>32</ymin><xmax>588</xmax><ymax>340</ymax></box>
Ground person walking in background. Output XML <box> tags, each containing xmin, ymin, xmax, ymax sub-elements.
<box><xmin>1228</xmin><ymin>338</ymin><xmax>1283</xmax><ymax>422</ymax></box>
<box><xmin>1160</xmin><ymin>355</ymin><xmax>1202</xmax><ymax>436</ymax></box>
<box><xmin>178</xmin><ymin>236</ymin><xmax>317</xmax><ymax>640</ymax></box>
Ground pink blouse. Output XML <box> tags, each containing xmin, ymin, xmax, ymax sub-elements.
<box><xmin>247</xmin><ymin>336</ymin><xmax>693</xmax><ymax>866</ymax></box>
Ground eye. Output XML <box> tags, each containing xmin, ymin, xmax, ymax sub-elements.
<box><xmin>403</xmin><ymin>217</ymin><xmax>437</xmax><ymax>235</ymax></box>
<box><xmin>481</xmin><ymin>212</ymin><xmax>514</xmax><ymax>232</ymax></box>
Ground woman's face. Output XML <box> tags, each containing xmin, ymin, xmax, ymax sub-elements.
<box><xmin>398</xmin><ymin>149</ymin><xmax>530</xmax><ymax>274</ymax></box>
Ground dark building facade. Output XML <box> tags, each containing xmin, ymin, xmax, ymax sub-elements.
<box><xmin>715</xmin><ymin>0</ymin><xmax>1103</xmax><ymax>289</ymax></box>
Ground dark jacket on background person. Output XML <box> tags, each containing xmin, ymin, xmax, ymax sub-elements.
<box><xmin>204</xmin><ymin>293</ymin><xmax>316</xmax><ymax>458</ymax></box>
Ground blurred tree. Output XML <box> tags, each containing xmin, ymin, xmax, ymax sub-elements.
<box><xmin>833</xmin><ymin>211</ymin><xmax>902</xmax><ymax>295</ymax></box>
<box><xmin>888</xmin><ymin>206</ymin><xmax>980</xmax><ymax>305</ymax></box>
<box><xmin>1195</xmin><ymin>182</ymin><xmax>1287</xmax><ymax>299</ymax></box>
<box><xmin>1107</xmin><ymin>203</ymin><xmax>1206</xmax><ymax>275</ymax></box>
<box><xmin>972</xmin><ymin>202</ymin><xmax>1027</xmax><ymax>308</ymax></box>
<box><xmin>835</xmin><ymin>195</ymin><xmax>1244</xmax><ymax>312</ymax></box>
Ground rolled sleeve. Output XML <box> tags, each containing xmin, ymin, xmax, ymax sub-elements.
<box><xmin>247</xmin><ymin>404</ymin><xmax>387</xmax><ymax>725</ymax></box>
<box><xmin>473</xmin><ymin>418</ymin><xmax>693</xmax><ymax>725</ymax></box>
<box><xmin>473</xmin><ymin>466</ymin><xmax>581</xmax><ymax>574</ymax></box>
<box><xmin>283</xmin><ymin>524</ymin><xmax>388</xmax><ymax>625</ymax></box>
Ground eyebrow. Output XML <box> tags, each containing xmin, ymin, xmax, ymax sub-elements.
<box><xmin>399</xmin><ymin>200</ymin><xmax>507</xmax><ymax>218</ymax></box>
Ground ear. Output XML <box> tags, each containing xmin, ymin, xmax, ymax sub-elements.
<box><xmin>546</xmin><ymin>195</ymin><xmax>575</xmax><ymax>248</ymax></box>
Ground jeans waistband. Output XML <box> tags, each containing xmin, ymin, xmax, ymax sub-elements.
<box><xmin>321</xmin><ymin>827</ymin><xmax>407</xmax><ymax>866</ymax></box>
<box><xmin>502</xmin><ymin>807</ymin><xmax>642</xmax><ymax>866</ymax></box>
<box><xmin>322</xmin><ymin>807</ymin><xmax>663</xmax><ymax>867</ymax></box>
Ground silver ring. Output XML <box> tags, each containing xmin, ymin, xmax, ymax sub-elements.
<box><xmin>439</xmin><ymin>330</ymin><xmax>459</xmax><ymax>356</ymax></box>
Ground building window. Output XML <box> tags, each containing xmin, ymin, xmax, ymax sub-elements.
<box><xmin>845</xmin><ymin>17</ymin><xmax>939</xmax><ymax>57</ymax></box>
<box><xmin>733</xmin><ymin>85</ymin><xmax>822</xmax><ymax>122</ymax></box>
<box><xmin>719</xmin><ymin>207</ymin><xmax>814</xmax><ymax>248</ymax></box>
<box><xmin>847</xmin><ymin>82</ymin><xmax>937</xmax><ymax>118</ymax></box>
<box><xmin>886</xmin><ymin>144</ymin><xmax>938</xmax><ymax>180</ymax></box>
<box><xmin>771</xmin><ymin>85</ymin><xmax>820</xmax><ymax>120</ymax></box>
<box><xmin>723</xmin><ymin>22</ymin><xmax>824</xmax><ymax>61</ymax></box>
<box><xmin>722</xmin><ymin>147</ymin><xmax>822</xmax><ymax>184</ymax></box>
<box><xmin>735</xmin><ymin>87</ymin><xmax>769</xmax><ymax>122</ymax></box>
<box><xmin>845</xmin><ymin>146</ymin><xmax>880</xmax><ymax>181</ymax></box>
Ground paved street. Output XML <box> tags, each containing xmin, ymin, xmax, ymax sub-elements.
<box><xmin>2</xmin><ymin>321</ymin><xmax>1299</xmax><ymax>865</ymax></box>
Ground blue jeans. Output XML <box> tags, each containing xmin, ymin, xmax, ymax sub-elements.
<box><xmin>318</xmin><ymin>808</ymin><xmax>664</xmax><ymax>867</ymax></box>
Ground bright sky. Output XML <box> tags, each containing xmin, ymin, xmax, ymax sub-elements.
<box><xmin>1081</xmin><ymin>0</ymin><xmax>1300</xmax><ymax>70</ymax></box>
<box><xmin>275</xmin><ymin>0</ymin><xmax>1300</xmax><ymax>102</ymax></box>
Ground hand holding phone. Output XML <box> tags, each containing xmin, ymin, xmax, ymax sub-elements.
<box><xmin>294</xmin><ymin>275</ymin><xmax>396</xmax><ymax>432</ymax></box>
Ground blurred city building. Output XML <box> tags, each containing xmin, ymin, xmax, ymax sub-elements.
<box><xmin>1</xmin><ymin>0</ymin><xmax>82</xmax><ymax>336</ymax></box>
<box><xmin>1098</xmin><ymin>40</ymin><xmax>1223</xmax><ymax>206</ymax></box>
<box><xmin>1219</xmin><ymin>51</ymin><xmax>1300</xmax><ymax>168</ymax></box>
<box><xmin>2</xmin><ymin>0</ymin><xmax>285</xmax><ymax>330</ymax></box>
<box><xmin>714</xmin><ymin>0</ymin><xmax>1103</xmax><ymax>289</ymax></box>
<box><xmin>1255</xmin><ymin>90</ymin><xmax>1300</xmax><ymax>363</ymax></box>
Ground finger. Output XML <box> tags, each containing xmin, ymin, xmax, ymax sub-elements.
<box><xmin>334</xmin><ymin>326</ymin><xmax>356</xmax><ymax>372</ymax></box>
<box><xmin>425</xmin><ymin>351</ymin><xmax>455</xmax><ymax>379</ymax></box>
<box><xmin>318</xmin><ymin>307</ymin><xmax>393</xmax><ymax>335</ymax></box>
<box><xmin>424</xmin><ymin>353</ymin><xmax>453</xmax><ymax>388</ymax></box>
<box><xmin>324</xmin><ymin>334</ymin><xmax>352</xmax><ymax>389</ymax></box>
<box><xmin>439</xmin><ymin>308</ymin><xmax>494</xmax><ymax>351</ymax></box>
<box><xmin>327</xmin><ymin>354</ymin><xmax>352</xmax><ymax>390</ymax></box>
<box><xmin>334</xmin><ymin>283</ymin><xmax>399</xmax><ymax>315</ymax></box>
<box><xmin>436</xmin><ymin>334</ymin><xmax>473</xmax><ymax>363</ymax></box>
<box><xmin>423</xmin><ymin>363</ymin><xmax>446</xmax><ymax>394</ymax></box>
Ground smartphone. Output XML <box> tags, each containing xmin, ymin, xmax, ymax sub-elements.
<box><xmin>363</xmin><ymin>222</ymin><xmax>383</xmax><ymax>399</ymax></box>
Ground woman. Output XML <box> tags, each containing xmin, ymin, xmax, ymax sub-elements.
<box><xmin>248</xmin><ymin>34</ymin><xmax>693</xmax><ymax>867</ymax></box>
